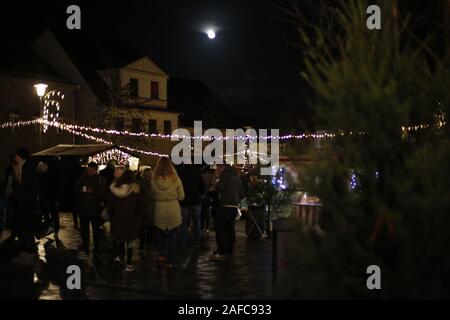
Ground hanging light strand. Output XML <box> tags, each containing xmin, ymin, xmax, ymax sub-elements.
<box><xmin>0</xmin><ymin>118</ymin><xmax>440</xmax><ymax>142</ymax></box>
<box><xmin>45</xmin><ymin>120</ymin><xmax>434</xmax><ymax>140</ymax></box>
<box><xmin>0</xmin><ymin>119</ymin><xmax>41</xmax><ymax>129</ymax></box>
<box><xmin>41</xmin><ymin>120</ymin><xmax>170</xmax><ymax>158</ymax></box>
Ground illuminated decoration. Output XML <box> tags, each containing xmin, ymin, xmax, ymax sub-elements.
<box><xmin>33</xmin><ymin>120</ymin><xmax>342</xmax><ymax>141</ymax></box>
<box><xmin>41</xmin><ymin>90</ymin><xmax>64</xmax><ymax>133</ymax></box>
<box><xmin>1</xmin><ymin>113</ymin><xmax>436</xmax><ymax>141</ymax></box>
<box><xmin>350</xmin><ymin>172</ymin><xmax>358</xmax><ymax>190</ymax></box>
<box><xmin>41</xmin><ymin>120</ymin><xmax>170</xmax><ymax>158</ymax></box>
<box><xmin>0</xmin><ymin>116</ymin><xmax>445</xmax><ymax>161</ymax></box>
<box><xmin>119</xmin><ymin>145</ymin><xmax>169</xmax><ymax>158</ymax></box>
<box><xmin>33</xmin><ymin>120</ymin><xmax>436</xmax><ymax>141</ymax></box>
<box><xmin>88</xmin><ymin>149</ymin><xmax>134</xmax><ymax>166</ymax></box>
<box><xmin>88</xmin><ymin>149</ymin><xmax>140</xmax><ymax>171</ymax></box>
<box><xmin>434</xmin><ymin>104</ymin><xmax>447</xmax><ymax>130</ymax></box>
<box><xmin>401</xmin><ymin>124</ymin><xmax>430</xmax><ymax>133</ymax></box>
<box><xmin>272</xmin><ymin>167</ymin><xmax>287</xmax><ymax>190</ymax></box>
<box><xmin>0</xmin><ymin>117</ymin><xmax>442</xmax><ymax>141</ymax></box>
<box><xmin>0</xmin><ymin>119</ymin><xmax>275</xmax><ymax>161</ymax></box>
<box><xmin>0</xmin><ymin>119</ymin><xmax>41</xmax><ymax>130</ymax></box>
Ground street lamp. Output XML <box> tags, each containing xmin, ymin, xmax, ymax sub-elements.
<box><xmin>34</xmin><ymin>83</ymin><xmax>48</xmax><ymax>98</ymax></box>
<box><xmin>33</xmin><ymin>83</ymin><xmax>65</xmax><ymax>142</ymax></box>
<box><xmin>34</xmin><ymin>83</ymin><xmax>48</xmax><ymax>146</ymax></box>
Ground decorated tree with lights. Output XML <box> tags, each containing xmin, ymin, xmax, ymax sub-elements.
<box><xmin>278</xmin><ymin>0</ymin><xmax>450</xmax><ymax>298</ymax></box>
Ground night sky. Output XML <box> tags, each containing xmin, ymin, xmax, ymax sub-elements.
<box><xmin>1</xmin><ymin>0</ymin><xmax>308</xmax><ymax>126</ymax></box>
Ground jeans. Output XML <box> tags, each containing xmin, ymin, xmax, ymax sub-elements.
<box><xmin>214</xmin><ymin>206</ymin><xmax>237</xmax><ymax>255</ymax></box>
<box><xmin>79</xmin><ymin>213</ymin><xmax>101</xmax><ymax>252</ymax></box>
<box><xmin>157</xmin><ymin>227</ymin><xmax>177</xmax><ymax>264</ymax></box>
<box><xmin>181</xmin><ymin>205</ymin><xmax>202</xmax><ymax>245</ymax></box>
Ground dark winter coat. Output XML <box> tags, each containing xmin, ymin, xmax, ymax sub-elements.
<box><xmin>16</xmin><ymin>159</ymin><xmax>39</xmax><ymax>229</ymax></box>
<box><xmin>100</xmin><ymin>166</ymin><xmax>115</xmax><ymax>188</ymax></box>
<box><xmin>177</xmin><ymin>165</ymin><xmax>205</xmax><ymax>207</ymax></box>
<box><xmin>73</xmin><ymin>174</ymin><xmax>106</xmax><ymax>216</ymax></box>
<box><xmin>138</xmin><ymin>176</ymin><xmax>155</xmax><ymax>226</ymax></box>
<box><xmin>38</xmin><ymin>166</ymin><xmax>61</xmax><ymax>204</ymax></box>
<box><xmin>216</xmin><ymin>166</ymin><xmax>244</xmax><ymax>207</ymax></box>
<box><xmin>108</xmin><ymin>182</ymin><xmax>141</xmax><ymax>241</ymax></box>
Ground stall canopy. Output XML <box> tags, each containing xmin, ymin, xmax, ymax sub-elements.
<box><xmin>33</xmin><ymin>144</ymin><xmax>141</xmax><ymax>170</ymax></box>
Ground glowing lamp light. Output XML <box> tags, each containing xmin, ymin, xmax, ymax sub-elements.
<box><xmin>34</xmin><ymin>83</ymin><xmax>48</xmax><ymax>98</ymax></box>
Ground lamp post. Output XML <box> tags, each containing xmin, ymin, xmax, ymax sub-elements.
<box><xmin>34</xmin><ymin>83</ymin><xmax>48</xmax><ymax>98</ymax></box>
<box><xmin>34</xmin><ymin>83</ymin><xmax>48</xmax><ymax>145</ymax></box>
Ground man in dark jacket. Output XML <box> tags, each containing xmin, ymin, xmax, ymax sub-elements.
<box><xmin>38</xmin><ymin>157</ymin><xmax>61</xmax><ymax>238</ymax></box>
<box><xmin>73</xmin><ymin>162</ymin><xmax>106</xmax><ymax>254</ymax></box>
<box><xmin>100</xmin><ymin>160</ymin><xmax>115</xmax><ymax>187</ymax></box>
<box><xmin>211</xmin><ymin>164</ymin><xmax>243</xmax><ymax>260</ymax></box>
<box><xmin>177</xmin><ymin>164</ymin><xmax>205</xmax><ymax>246</ymax></box>
<box><xmin>11</xmin><ymin>148</ymin><xmax>40</xmax><ymax>266</ymax></box>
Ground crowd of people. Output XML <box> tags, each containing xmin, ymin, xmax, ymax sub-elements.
<box><xmin>0</xmin><ymin>147</ymin><xmax>269</xmax><ymax>272</ymax></box>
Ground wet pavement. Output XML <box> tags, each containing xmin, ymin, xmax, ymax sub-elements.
<box><xmin>0</xmin><ymin>213</ymin><xmax>273</xmax><ymax>300</ymax></box>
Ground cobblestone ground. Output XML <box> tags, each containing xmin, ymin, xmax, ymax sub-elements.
<box><xmin>0</xmin><ymin>213</ymin><xmax>273</xmax><ymax>300</ymax></box>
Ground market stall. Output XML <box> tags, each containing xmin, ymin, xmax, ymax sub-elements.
<box><xmin>32</xmin><ymin>144</ymin><xmax>141</xmax><ymax>211</ymax></box>
<box><xmin>33</xmin><ymin>144</ymin><xmax>140</xmax><ymax>170</ymax></box>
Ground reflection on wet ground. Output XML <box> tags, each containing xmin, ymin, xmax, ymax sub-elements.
<box><xmin>0</xmin><ymin>213</ymin><xmax>273</xmax><ymax>300</ymax></box>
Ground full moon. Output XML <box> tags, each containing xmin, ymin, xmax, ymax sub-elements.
<box><xmin>207</xmin><ymin>30</ymin><xmax>216</xmax><ymax>39</ymax></box>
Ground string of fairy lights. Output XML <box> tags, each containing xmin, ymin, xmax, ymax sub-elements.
<box><xmin>88</xmin><ymin>149</ymin><xmax>136</xmax><ymax>166</ymax></box>
<box><xmin>0</xmin><ymin>117</ymin><xmax>438</xmax><ymax>140</ymax></box>
<box><xmin>27</xmin><ymin>119</ymin><xmax>342</xmax><ymax>140</ymax></box>
<box><xmin>38</xmin><ymin>119</ymin><xmax>270</xmax><ymax>162</ymax></box>
<box><xmin>0</xmin><ymin>116</ymin><xmax>445</xmax><ymax>161</ymax></box>
<box><xmin>41</xmin><ymin>119</ymin><xmax>171</xmax><ymax>158</ymax></box>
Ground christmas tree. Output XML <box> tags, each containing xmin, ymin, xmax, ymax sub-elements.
<box><xmin>280</xmin><ymin>0</ymin><xmax>450</xmax><ymax>298</ymax></box>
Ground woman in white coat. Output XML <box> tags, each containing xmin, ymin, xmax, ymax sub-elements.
<box><xmin>152</xmin><ymin>157</ymin><xmax>184</xmax><ymax>269</ymax></box>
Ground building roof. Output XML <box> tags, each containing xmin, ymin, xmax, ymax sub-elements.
<box><xmin>34</xmin><ymin>29</ymin><xmax>148</xmax><ymax>105</ymax></box>
<box><xmin>33</xmin><ymin>144</ymin><xmax>140</xmax><ymax>158</ymax></box>
<box><xmin>0</xmin><ymin>45</ymin><xmax>68</xmax><ymax>83</ymax></box>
